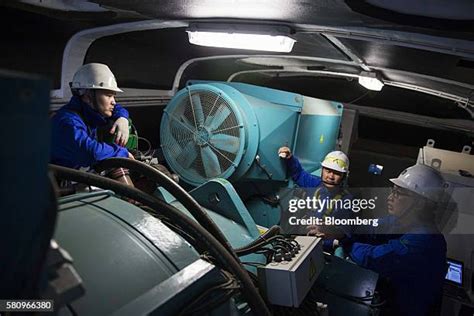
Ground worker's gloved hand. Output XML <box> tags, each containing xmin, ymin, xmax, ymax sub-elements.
<box><xmin>334</xmin><ymin>246</ymin><xmax>346</xmax><ymax>258</ymax></box>
<box><xmin>336</xmin><ymin>237</ymin><xmax>355</xmax><ymax>253</ymax></box>
<box><xmin>278</xmin><ymin>146</ymin><xmax>292</xmax><ymax>159</ymax></box>
<box><xmin>110</xmin><ymin>117</ymin><xmax>129</xmax><ymax>147</ymax></box>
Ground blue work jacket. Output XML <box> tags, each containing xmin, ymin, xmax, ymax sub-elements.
<box><xmin>349</xmin><ymin>216</ymin><xmax>447</xmax><ymax>316</ymax></box>
<box><xmin>51</xmin><ymin>96</ymin><xmax>129</xmax><ymax>169</ymax></box>
<box><xmin>287</xmin><ymin>155</ymin><xmax>323</xmax><ymax>188</ymax></box>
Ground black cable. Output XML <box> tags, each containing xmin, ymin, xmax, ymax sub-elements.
<box><xmin>178</xmin><ymin>273</ymin><xmax>237</xmax><ymax>316</ymax></box>
<box><xmin>254</xmin><ymin>248</ymin><xmax>276</xmax><ymax>263</ymax></box>
<box><xmin>235</xmin><ymin>226</ymin><xmax>281</xmax><ymax>255</ymax></box>
<box><xmin>235</xmin><ymin>235</ymin><xmax>285</xmax><ymax>257</ymax></box>
<box><xmin>288</xmin><ymin>238</ymin><xmax>300</xmax><ymax>249</ymax></box>
<box><xmin>272</xmin><ymin>244</ymin><xmax>290</xmax><ymax>253</ymax></box>
<box><xmin>237</xmin><ymin>225</ymin><xmax>280</xmax><ymax>250</ymax></box>
<box><xmin>187</xmin><ymin>288</ymin><xmax>237</xmax><ymax>316</ymax></box>
<box><xmin>137</xmin><ymin>136</ymin><xmax>152</xmax><ymax>156</ymax></box>
<box><xmin>255</xmin><ymin>247</ymin><xmax>276</xmax><ymax>255</ymax></box>
<box><xmin>275</xmin><ymin>239</ymin><xmax>296</xmax><ymax>252</ymax></box>
<box><xmin>94</xmin><ymin>158</ymin><xmax>237</xmax><ymax>261</ymax></box>
<box><xmin>247</xmin><ymin>270</ymin><xmax>259</xmax><ymax>286</ymax></box>
<box><xmin>241</xmin><ymin>261</ymin><xmax>266</xmax><ymax>267</ymax></box>
<box><xmin>347</xmin><ymin>90</ymin><xmax>370</xmax><ymax>104</ymax></box>
<box><xmin>49</xmin><ymin>164</ymin><xmax>271</xmax><ymax>316</ymax></box>
<box><xmin>324</xmin><ymin>287</ymin><xmax>385</xmax><ymax>308</ymax></box>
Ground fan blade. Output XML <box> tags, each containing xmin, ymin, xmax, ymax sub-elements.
<box><xmin>200</xmin><ymin>146</ymin><xmax>222</xmax><ymax>178</ymax></box>
<box><xmin>170</xmin><ymin>115</ymin><xmax>195</xmax><ymax>137</ymax></box>
<box><xmin>191</xmin><ymin>94</ymin><xmax>204</xmax><ymax>126</ymax></box>
<box><xmin>204</xmin><ymin>114</ymin><xmax>214</xmax><ymax>126</ymax></box>
<box><xmin>209</xmin><ymin>104</ymin><xmax>231</xmax><ymax>131</ymax></box>
<box><xmin>177</xmin><ymin>141</ymin><xmax>198</xmax><ymax>168</ymax></box>
<box><xmin>210</xmin><ymin>134</ymin><xmax>239</xmax><ymax>153</ymax></box>
<box><xmin>163</xmin><ymin>116</ymin><xmax>186</xmax><ymax>157</ymax></box>
<box><xmin>178</xmin><ymin>115</ymin><xmax>195</xmax><ymax>133</ymax></box>
<box><xmin>164</xmin><ymin>134</ymin><xmax>181</xmax><ymax>160</ymax></box>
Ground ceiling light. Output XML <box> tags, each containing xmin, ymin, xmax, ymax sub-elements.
<box><xmin>358</xmin><ymin>72</ymin><xmax>384</xmax><ymax>91</ymax></box>
<box><xmin>187</xmin><ymin>24</ymin><xmax>296</xmax><ymax>53</ymax></box>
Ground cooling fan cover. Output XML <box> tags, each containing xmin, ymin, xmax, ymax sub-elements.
<box><xmin>161</xmin><ymin>84</ymin><xmax>254</xmax><ymax>186</ymax></box>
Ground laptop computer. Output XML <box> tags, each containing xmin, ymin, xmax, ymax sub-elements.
<box><xmin>444</xmin><ymin>258</ymin><xmax>471</xmax><ymax>302</ymax></box>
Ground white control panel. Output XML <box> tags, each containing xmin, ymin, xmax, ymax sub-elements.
<box><xmin>257</xmin><ymin>236</ymin><xmax>324</xmax><ymax>307</ymax></box>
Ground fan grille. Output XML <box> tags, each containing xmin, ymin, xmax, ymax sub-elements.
<box><xmin>162</xmin><ymin>88</ymin><xmax>243</xmax><ymax>183</ymax></box>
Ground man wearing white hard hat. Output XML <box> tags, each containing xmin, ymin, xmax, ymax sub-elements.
<box><xmin>278</xmin><ymin>147</ymin><xmax>353</xmax><ymax>247</ymax></box>
<box><xmin>51</xmin><ymin>63</ymin><xmax>133</xmax><ymax>170</ymax></box>
<box><xmin>337</xmin><ymin>164</ymin><xmax>447</xmax><ymax>316</ymax></box>
<box><xmin>278</xmin><ymin>147</ymin><xmax>349</xmax><ymax>188</ymax></box>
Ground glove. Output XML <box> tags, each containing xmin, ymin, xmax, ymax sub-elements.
<box><xmin>110</xmin><ymin>117</ymin><xmax>129</xmax><ymax>147</ymax></box>
<box><xmin>334</xmin><ymin>246</ymin><xmax>346</xmax><ymax>258</ymax></box>
<box><xmin>337</xmin><ymin>237</ymin><xmax>355</xmax><ymax>253</ymax></box>
<box><xmin>278</xmin><ymin>146</ymin><xmax>292</xmax><ymax>159</ymax></box>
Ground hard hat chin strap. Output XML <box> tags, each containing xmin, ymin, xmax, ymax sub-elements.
<box><xmin>322</xmin><ymin>179</ymin><xmax>341</xmax><ymax>186</ymax></box>
<box><xmin>398</xmin><ymin>197</ymin><xmax>429</xmax><ymax>224</ymax></box>
<box><xmin>83</xmin><ymin>89</ymin><xmax>100</xmax><ymax>113</ymax></box>
<box><xmin>90</xmin><ymin>90</ymin><xmax>99</xmax><ymax>112</ymax></box>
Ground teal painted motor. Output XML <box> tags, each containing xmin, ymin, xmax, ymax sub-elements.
<box><xmin>160</xmin><ymin>81</ymin><xmax>343</xmax><ymax>227</ymax></box>
<box><xmin>161</xmin><ymin>82</ymin><xmax>302</xmax><ymax>186</ymax></box>
<box><xmin>54</xmin><ymin>188</ymin><xmax>265</xmax><ymax>315</ymax></box>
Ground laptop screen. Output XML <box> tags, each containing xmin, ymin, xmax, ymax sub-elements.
<box><xmin>446</xmin><ymin>259</ymin><xmax>463</xmax><ymax>285</ymax></box>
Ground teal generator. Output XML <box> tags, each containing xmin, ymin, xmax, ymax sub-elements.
<box><xmin>160</xmin><ymin>82</ymin><xmax>343</xmax><ymax>227</ymax></box>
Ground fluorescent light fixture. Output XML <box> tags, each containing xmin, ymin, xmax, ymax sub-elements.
<box><xmin>187</xmin><ymin>24</ymin><xmax>296</xmax><ymax>53</ymax></box>
<box><xmin>358</xmin><ymin>72</ymin><xmax>384</xmax><ymax>91</ymax></box>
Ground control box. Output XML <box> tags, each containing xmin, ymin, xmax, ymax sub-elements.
<box><xmin>257</xmin><ymin>236</ymin><xmax>324</xmax><ymax>307</ymax></box>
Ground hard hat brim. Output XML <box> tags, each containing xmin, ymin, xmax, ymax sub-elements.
<box><xmin>390</xmin><ymin>177</ymin><xmax>432</xmax><ymax>200</ymax></box>
<box><xmin>389</xmin><ymin>178</ymin><xmax>405</xmax><ymax>188</ymax></box>
<box><xmin>91</xmin><ymin>86</ymin><xmax>124</xmax><ymax>93</ymax></box>
<box><xmin>321</xmin><ymin>162</ymin><xmax>347</xmax><ymax>173</ymax></box>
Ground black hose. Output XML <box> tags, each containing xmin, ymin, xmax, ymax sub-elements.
<box><xmin>235</xmin><ymin>225</ymin><xmax>281</xmax><ymax>255</ymax></box>
<box><xmin>49</xmin><ymin>164</ymin><xmax>271</xmax><ymax>316</ymax></box>
<box><xmin>95</xmin><ymin>158</ymin><xmax>236</xmax><ymax>258</ymax></box>
<box><xmin>236</xmin><ymin>235</ymin><xmax>286</xmax><ymax>257</ymax></box>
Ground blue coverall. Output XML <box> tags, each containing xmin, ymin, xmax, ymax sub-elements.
<box><xmin>51</xmin><ymin>96</ymin><xmax>129</xmax><ymax>169</ymax></box>
<box><xmin>286</xmin><ymin>156</ymin><xmax>354</xmax><ymax>248</ymax></box>
<box><xmin>348</xmin><ymin>216</ymin><xmax>447</xmax><ymax>316</ymax></box>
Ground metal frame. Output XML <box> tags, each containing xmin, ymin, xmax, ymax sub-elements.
<box><xmin>227</xmin><ymin>68</ymin><xmax>474</xmax><ymax>114</ymax></box>
<box><xmin>322</xmin><ymin>33</ymin><xmax>371</xmax><ymax>72</ymax></box>
<box><xmin>53</xmin><ymin>19</ymin><xmax>474</xmax><ymax>118</ymax></box>
<box><xmin>344</xmin><ymin>103</ymin><xmax>474</xmax><ymax>135</ymax></box>
<box><xmin>171</xmin><ymin>55</ymin><xmax>360</xmax><ymax>93</ymax></box>
<box><xmin>52</xmin><ymin>20</ymin><xmax>187</xmax><ymax>100</ymax></box>
<box><xmin>296</xmin><ymin>25</ymin><xmax>474</xmax><ymax>59</ymax></box>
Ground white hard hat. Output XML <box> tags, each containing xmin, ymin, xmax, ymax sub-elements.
<box><xmin>70</xmin><ymin>63</ymin><xmax>123</xmax><ymax>92</ymax></box>
<box><xmin>390</xmin><ymin>164</ymin><xmax>445</xmax><ymax>202</ymax></box>
<box><xmin>321</xmin><ymin>151</ymin><xmax>349</xmax><ymax>173</ymax></box>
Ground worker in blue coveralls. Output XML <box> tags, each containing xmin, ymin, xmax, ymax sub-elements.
<box><xmin>51</xmin><ymin>63</ymin><xmax>133</xmax><ymax>170</ymax></box>
<box><xmin>278</xmin><ymin>147</ymin><xmax>354</xmax><ymax>249</ymax></box>
<box><xmin>336</xmin><ymin>164</ymin><xmax>447</xmax><ymax>316</ymax></box>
